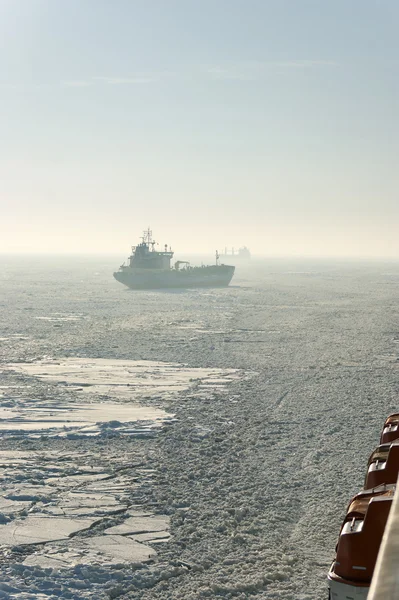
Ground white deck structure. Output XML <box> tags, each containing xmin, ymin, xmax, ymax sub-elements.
<box><xmin>368</xmin><ymin>476</ymin><xmax>399</xmax><ymax>599</ymax></box>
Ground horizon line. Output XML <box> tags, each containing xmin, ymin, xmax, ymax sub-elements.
<box><xmin>0</xmin><ymin>252</ymin><xmax>398</xmax><ymax>262</ymax></box>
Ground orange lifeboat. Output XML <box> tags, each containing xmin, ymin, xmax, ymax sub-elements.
<box><xmin>327</xmin><ymin>484</ymin><xmax>395</xmax><ymax>599</ymax></box>
<box><xmin>380</xmin><ymin>413</ymin><xmax>399</xmax><ymax>444</ymax></box>
<box><xmin>364</xmin><ymin>441</ymin><xmax>399</xmax><ymax>489</ymax></box>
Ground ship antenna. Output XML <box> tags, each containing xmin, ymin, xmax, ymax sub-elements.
<box><xmin>142</xmin><ymin>227</ymin><xmax>155</xmax><ymax>247</ymax></box>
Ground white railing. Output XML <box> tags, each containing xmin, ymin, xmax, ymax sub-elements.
<box><xmin>368</xmin><ymin>475</ymin><xmax>399</xmax><ymax>599</ymax></box>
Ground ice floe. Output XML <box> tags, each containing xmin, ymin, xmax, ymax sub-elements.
<box><xmin>105</xmin><ymin>515</ymin><xmax>169</xmax><ymax>536</ymax></box>
<box><xmin>0</xmin><ymin>444</ymin><xmax>167</xmax><ymax>574</ymax></box>
<box><xmin>2</xmin><ymin>358</ymin><xmax>239</xmax><ymax>438</ymax></box>
<box><xmin>7</xmin><ymin>357</ymin><xmax>238</xmax><ymax>398</ymax></box>
<box><xmin>23</xmin><ymin>535</ymin><xmax>157</xmax><ymax>568</ymax></box>
<box><xmin>0</xmin><ymin>516</ymin><xmax>98</xmax><ymax>546</ymax></box>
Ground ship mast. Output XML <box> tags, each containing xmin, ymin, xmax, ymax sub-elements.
<box><xmin>142</xmin><ymin>227</ymin><xmax>156</xmax><ymax>251</ymax></box>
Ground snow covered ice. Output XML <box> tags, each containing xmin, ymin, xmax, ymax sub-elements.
<box><xmin>0</xmin><ymin>256</ymin><xmax>398</xmax><ymax>598</ymax></box>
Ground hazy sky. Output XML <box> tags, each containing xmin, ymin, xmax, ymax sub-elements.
<box><xmin>1</xmin><ymin>0</ymin><xmax>398</xmax><ymax>257</ymax></box>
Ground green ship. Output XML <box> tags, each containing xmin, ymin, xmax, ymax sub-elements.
<box><xmin>114</xmin><ymin>229</ymin><xmax>235</xmax><ymax>290</ymax></box>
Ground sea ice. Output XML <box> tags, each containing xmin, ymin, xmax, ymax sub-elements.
<box><xmin>105</xmin><ymin>515</ymin><xmax>170</xmax><ymax>536</ymax></box>
<box><xmin>131</xmin><ymin>531</ymin><xmax>171</xmax><ymax>543</ymax></box>
<box><xmin>23</xmin><ymin>535</ymin><xmax>157</xmax><ymax>568</ymax></box>
<box><xmin>0</xmin><ymin>516</ymin><xmax>98</xmax><ymax>546</ymax></box>
<box><xmin>0</xmin><ymin>498</ymin><xmax>31</xmax><ymax>515</ymax></box>
<box><xmin>39</xmin><ymin>492</ymin><xmax>128</xmax><ymax>517</ymax></box>
<box><xmin>3</xmin><ymin>358</ymin><xmax>239</xmax><ymax>438</ymax></box>
<box><xmin>89</xmin><ymin>535</ymin><xmax>157</xmax><ymax>563</ymax></box>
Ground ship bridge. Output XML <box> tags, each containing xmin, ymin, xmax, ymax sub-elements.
<box><xmin>129</xmin><ymin>228</ymin><xmax>174</xmax><ymax>270</ymax></box>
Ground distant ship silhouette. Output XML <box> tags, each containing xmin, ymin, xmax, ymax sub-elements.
<box><xmin>114</xmin><ymin>228</ymin><xmax>235</xmax><ymax>290</ymax></box>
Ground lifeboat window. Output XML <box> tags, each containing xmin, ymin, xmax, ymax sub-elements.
<box><xmin>369</xmin><ymin>460</ymin><xmax>387</xmax><ymax>472</ymax></box>
<box><xmin>341</xmin><ymin>519</ymin><xmax>363</xmax><ymax>534</ymax></box>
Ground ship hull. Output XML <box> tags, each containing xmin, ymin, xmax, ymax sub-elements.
<box><xmin>113</xmin><ymin>265</ymin><xmax>235</xmax><ymax>290</ymax></box>
<box><xmin>327</xmin><ymin>576</ymin><xmax>369</xmax><ymax>599</ymax></box>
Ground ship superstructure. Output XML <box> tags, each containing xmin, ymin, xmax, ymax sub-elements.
<box><xmin>114</xmin><ymin>228</ymin><xmax>235</xmax><ymax>290</ymax></box>
<box><xmin>126</xmin><ymin>228</ymin><xmax>174</xmax><ymax>270</ymax></box>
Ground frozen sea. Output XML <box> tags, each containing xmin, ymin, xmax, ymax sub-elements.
<box><xmin>0</xmin><ymin>255</ymin><xmax>398</xmax><ymax>599</ymax></box>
